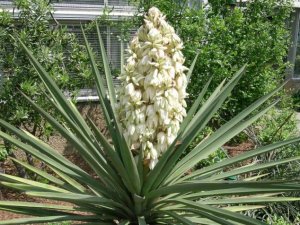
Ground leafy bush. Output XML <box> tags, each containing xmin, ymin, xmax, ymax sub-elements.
<box><xmin>0</xmin><ymin>7</ymin><xmax>299</xmax><ymax>225</ymax></box>
<box><xmin>146</xmin><ymin>0</ymin><xmax>292</xmax><ymax>125</ymax></box>
<box><xmin>0</xmin><ymin>0</ymin><xmax>94</xmax><ymax>173</ymax></box>
<box><xmin>267</xmin><ymin>214</ymin><xmax>300</xmax><ymax>225</ymax></box>
<box><xmin>0</xmin><ymin>0</ymin><xmax>93</xmax><ymax>135</ymax></box>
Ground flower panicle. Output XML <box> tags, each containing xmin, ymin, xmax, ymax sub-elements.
<box><xmin>117</xmin><ymin>7</ymin><xmax>188</xmax><ymax>169</ymax></box>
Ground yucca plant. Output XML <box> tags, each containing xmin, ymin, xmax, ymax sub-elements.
<box><xmin>0</xmin><ymin>7</ymin><xmax>300</xmax><ymax>225</ymax></box>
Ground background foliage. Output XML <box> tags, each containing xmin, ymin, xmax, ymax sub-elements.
<box><xmin>141</xmin><ymin>0</ymin><xmax>293</xmax><ymax>124</ymax></box>
<box><xmin>0</xmin><ymin>0</ymin><xmax>93</xmax><ymax>166</ymax></box>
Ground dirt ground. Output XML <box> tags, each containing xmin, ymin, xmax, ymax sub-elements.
<box><xmin>0</xmin><ymin>102</ymin><xmax>106</xmax><ymax>223</ymax></box>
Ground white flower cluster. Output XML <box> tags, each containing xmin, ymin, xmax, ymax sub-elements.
<box><xmin>117</xmin><ymin>7</ymin><xmax>188</xmax><ymax>169</ymax></box>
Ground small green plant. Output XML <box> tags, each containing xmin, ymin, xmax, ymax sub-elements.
<box><xmin>267</xmin><ymin>214</ymin><xmax>300</xmax><ymax>225</ymax></box>
<box><xmin>196</xmin><ymin>147</ymin><xmax>228</xmax><ymax>168</ymax></box>
<box><xmin>0</xmin><ymin>7</ymin><xmax>300</xmax><ymax>225</ymax></box>
<box><xmin>0</xmin><ymin>144</ymin><xmax>8</xmax><ymax>161</ymax></box>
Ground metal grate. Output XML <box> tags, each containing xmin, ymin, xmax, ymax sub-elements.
<box><xmin>50</xmin><ymin>0</ymin><xmax>129</xmax><ymax>6</ymax></box>
<box><xmin>108</xmin><ymin>0</ymin><xmax>129</xmax><ymax>6</ymax></box>
<box><xmin>66</xmin><ymin>24</ymin><xmax>108</xmax><ymax>60</ymax></box>
<box><xmin>65</xmin><ymin>24</ymin><xmax>136</xmax><ymax>71</ymax></box>
<box><xmin>0</xmin><ymin>0</ymin><xmax>131</xmax><ymax>6</ymax></box>
<box><xmin>294</xmin><ymin>30</ymin><xmax>300</xmax><ymax>78</ymax></box>
<box><xmin>51</xmin><ymin>0</ymin><xmax>104</xmax><ymax>5</ymax></box>
<box><xmin>109</xmin><ymin>27</ymin><xmax>121</xmax><ymax>71</ymax></box>
<box><xmin>64</xmin><ymin>24</ymin><xmax>136</xmax><ymax>82</ymax></box>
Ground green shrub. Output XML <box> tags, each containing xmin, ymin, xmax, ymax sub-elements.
<box><xmin>0</xmin><ymin>0</ymin><xmax>95</xmax><ymax>173</ymax></box>
<box><xmin>0</xmin><ymin>0</ymin><xmax>93</xmax><ymax>134</ymax></box>
<box><xmin>146</xmin><ymin>0</ymin><xmax>292</xmax><ymax>125</ymax></box>
<box><xmin>267</xmin><ymin>214</ymin><xmax>300</xmax><ymax>225</ymax></box>
<box><xmin>0</xmin><ymin>144</ymin><xmax>8</xmax><ymax>161</ymax></box>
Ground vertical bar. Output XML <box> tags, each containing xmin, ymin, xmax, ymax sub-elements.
<box><xmin>107</xmin><ymin>26</ymin><xmax>111</xmax><ymax>67</ymax></box>
<box><xmin>120</xmin><ymin>39</ymin><xmax>124</xmax><ymax>74</ymax></box>
<box><xmin>287</xmin><ymin>9</ymin><xmax>300</xmax><ymax>79</ymax></box>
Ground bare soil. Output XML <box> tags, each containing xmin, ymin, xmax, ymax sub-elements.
<box><xmin>0</xmin><ymin>102</ymin><xmax>106</xmax><ymax>223</ymax></box>
<box><xmin>224</xmin><ymin>142</ymin><xmax>254</xmax><ymax>157</ymax></box>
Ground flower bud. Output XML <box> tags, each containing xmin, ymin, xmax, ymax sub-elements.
<box><xmin>148</xmin><ymin>28</ymin><xmax>161</xmax><ymax>41</ymax></box>
<box><xmin>143</xmin><ymin>86</ymin><xmax>156</xmax><ymax>102</ymax></box>
<box><xmin>128</xmin><ymin>124</ymin><xmax>135</xmax><ymax>135</ymax></box>
<box><xmin>125</xmin><ymin>83</ymin><xmax>135</xmax><ymax>95</ymax></box>
<box><xmin>146</xmin><ymin>105</ymin><xmax>156</xmax><ymax>117</ymax></box>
